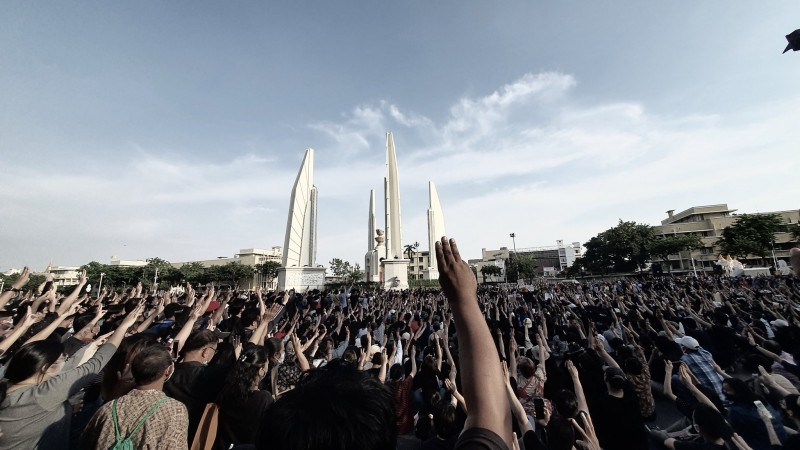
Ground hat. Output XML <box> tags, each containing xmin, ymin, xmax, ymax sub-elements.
<box><xmin>674</xmin><ymin>335</ymin><xmax>700</xmax><ymax>350</ymax></box>
<box><xmin>401</xmin><ymin>332</ymin><xmax>410</xmax><ymax>340</ymax></box>
<box><xmin>212</xmin><ymin>329</ymin><xmax>231</xmax><ymax>340</ymax></box>
<box><xmin>770</xmin><ymin>319</ymin><xmax>789</xmax><ymax>329</ymax></box>
<box><xmin>531</xmin><ymin>345</ymin><xmax>551</xmax><ymax>361</ymax></box>
<box><xmin>206</xmin><ymin>301</ymin><xmax>221</xmax><ymax>313</ymax></box>
<box><xmin>523</xmin><ymin>318</ymin><xmax>533</xmax><ymax>328</ymax></box>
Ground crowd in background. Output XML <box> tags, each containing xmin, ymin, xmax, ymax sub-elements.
<box><xmin>1</xmin><ymin>243</ymin><xmax>800</xmax><ymax>450</ymax></box>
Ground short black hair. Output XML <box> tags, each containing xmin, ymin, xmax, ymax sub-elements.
<box><xmin>182</xmin><ymin>330</ymin><xmax>217</xmax><ymax>353</ymax></box>
<box><xmin>693</xmin><ymin>403</ymin><xmax>732</xmax><ymax>440</ymax></box>
<box><xmin>257</xmin><ymin>359</ymin><xmax>396</xmax><ymax>450</ymax></box>
<box><xmin>131</xmin><ymin>345</ymin><xmax>172</xmax><ymax>386</ymax></box>
<box><xmin>73</xmin><ymin>314</ymin><xmax>95</xmax><ymax>334</ymax></box>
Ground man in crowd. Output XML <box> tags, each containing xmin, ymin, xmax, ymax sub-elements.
<box><xmin>81</xmin><ymin>345</ymin><xmax>189</xmax><ymax>449</ymax></box>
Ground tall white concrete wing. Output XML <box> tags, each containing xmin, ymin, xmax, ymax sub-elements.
<box><xmin>384</xmin><ymin>132</ymin><xmax>403</xmax><ymax>260</ymax></box>
<box><xmin>282</xmin><ymin>148</ymin><xmax>317</xmax><ymax>268</ymax></box>
<box><xmin>424</xmin><ymin>181</ymin><xmax>446</xmax><ymax>280</ymax></box>
<box><xmin>427</xmin><ymin>181</ymin><xmax>446</xmax><ymax>266</ymax></box>
<box><xmin>367</xmin><ymin>190</ymin><xmax>376</xmax><ymax>251</ymax></box>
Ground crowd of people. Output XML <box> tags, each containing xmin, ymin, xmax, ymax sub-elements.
<box><xmin>0</xmin><ymin>241</ymin><xmax>799</xmax><ymax>450</ymax></box>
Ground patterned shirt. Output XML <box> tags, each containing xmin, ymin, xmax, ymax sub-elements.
<box><xmin>81</xmin><ymin>389</ymin><xmax>189</xmax><ymax>450</ymax></box>
<box><xmin>628</xmin><ymin>345</ymin><xmax>655</xmax><ymax>417</ymax></box>
<box><xmin>681</xmin><ymin>347</ymin><xmax>724</xmax><ymax>397</ymax></box>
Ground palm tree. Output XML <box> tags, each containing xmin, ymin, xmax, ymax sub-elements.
<box><xmin>404</xmin><ymin>242</ymin><xmax>420</xmax><ymax>259</ymax></box>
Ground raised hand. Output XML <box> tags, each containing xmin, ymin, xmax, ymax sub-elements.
<box><xmin>566</xmin><ymin>360</ymin><xmax>579</xmax><ymax>379</ymax></box>
<box><xmin>12</xmin><ymin>267</ymin><xmax>30</xmax><ymax>290</ymax></box>
<box><xmin>571</xmin><ymin>413</ymin><xmax>601</xmax><ymax>450</ymax></box>
<box><xmin>435</xmin><ymin>237</ymin><xmax>476</xmax><ymax>305</ymax></box>
<box><xmin>263</xmin><ymin>303</ymin><xmax>283</xmax><ymax>323</ymax></box>
<box><xmin>120</xmin><ymin>301</ymin><xmax>146</xmax><ymax>330</ymax></box>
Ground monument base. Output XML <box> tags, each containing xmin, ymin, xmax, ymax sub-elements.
<box><xmin>382</xmin><ymin>259</ymin><xmax>410</xmax><ymax>290</ymax></box>
<box><xmin>422</xmin><ymin>268</ymin><xmax>439</xmax><ymax>280</ymax></box>
<box><xmin>277</xmin><ymin>266</ymin><xmax>327</xmax><ymax>292</ymax></box>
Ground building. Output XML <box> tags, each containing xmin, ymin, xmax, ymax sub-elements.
<box><xmin>407</xmin><ymin>250</ymin><xmax>432</xmax><ymax>280</ymax></box>
<box><xmin>468</xmin><ymin>241</ymin><xmax>583</xmax><ymax>283</ymax></box>
<box><xmin>515</xmin><ymin>241</ymin><xmax>583</xmax><ymax>274</ymax></box>
<box><xmin>48</xmin><ymin>266</ymin><xmax>81</xmax><ymax>288</ymax></box>
<box><xmin>171</xmin><ymin>247</ymin><xmax>282</xmax><ymax>290</ymax></box>
<box><xmin>653</xmin><ymin>204</ymin><xmax>799</xmax><ymax>273</ymax></box>
<box><xmin>468</xmin><ymin>248</ymin><xmax>509</xmax><ymax>283</ymax></box>
<box><xmin>109</xmin><ymin>259</ymin><xmax>147</xmax><ymax>267</ymax></box>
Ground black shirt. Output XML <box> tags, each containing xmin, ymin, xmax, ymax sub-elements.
<box><xmin>164</xmin><ymin>361</ymin><xmax>230</xmax><ymax>442</ymax></box>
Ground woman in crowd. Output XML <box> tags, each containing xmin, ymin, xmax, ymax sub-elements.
<box><xmin>215</xmin><ymin>345</ymin><xmax>273</xmax><ymax>450</ymax></box>
<box><xmin>0</xmin><ymin>302</ymin><xmax>143</xmax><ymax>449</ymax></box>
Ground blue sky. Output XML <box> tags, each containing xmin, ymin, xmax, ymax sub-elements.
<box><xmin>2</xmin><ymin>2</ymin><xmax>799</xmax><ymax>272</ymax></box>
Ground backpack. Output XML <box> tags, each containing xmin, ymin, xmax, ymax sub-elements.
<box><xmin>109</xmin><ymin>397</ymin><xmax>169</xmax><ymax>450</ymax></box>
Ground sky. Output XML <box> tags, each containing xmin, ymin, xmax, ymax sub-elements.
<box><xmin>2</xmin><ymin>2</ymin><xmax>799</xmax><ymax>273</ymax></box>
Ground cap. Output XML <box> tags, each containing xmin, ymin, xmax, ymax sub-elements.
<box><xmin>206</xmin><ymin>301</ymin><xmax>221</xmax><ymax>313</ymax></box>
<box><xmin>770</xmin><ymin>319</ymin><xmax>789</xmax><ymax>329</ymax></box>
<box><xmin>212</xmin><ymin>329</ymin><xmax>231</xmax><ymax>340</ymax></box>
<box><xmin>674</xmin><ymin>335</ymin><xmax>700</xmax><ymax>350</ymax></box>
<box><xmin>523</xmin><ymin>318</ymin><xmax>533</xmax><ymax>328</ymax></box>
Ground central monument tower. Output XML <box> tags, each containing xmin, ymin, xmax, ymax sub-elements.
<box><xmin>379</xmin><ymin>132</ymin><xmax>409</xmax><ymax>290</ymax></box>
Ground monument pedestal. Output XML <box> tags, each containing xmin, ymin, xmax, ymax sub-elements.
<box><xmin>277</xmin><ymin>266</ymin><xmax>326</xmax><ymax>292</ymax></box>
<box><xmin>422</xmin><ymin>268</ymin><xmax>439</xmax><ymax>281</ymax></box>
<box><xmin>382</xmin><ymin>259</ymin><xmax>410</xmax><ymax>290</ymax></box>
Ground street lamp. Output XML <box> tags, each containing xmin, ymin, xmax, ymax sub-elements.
<box><xmin>97</xmin><ymin>273</ymin><xmax>105</xmax><ymax>299</ymax></box>
<box><xmin>509</xmin><ymin>233</ymin><xmax>517</xmax><ymax>253</ymax></box>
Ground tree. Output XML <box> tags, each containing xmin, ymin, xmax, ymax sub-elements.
<box><xmin>329</xmin><ymin>258</ymin><xmax>350</xmax><ymax>279</ymax></box>
<box><xmin>0</xmin><ymin>272</ymin><xmax>45</xmax><ymax>293</ymax></box>
<box><xmin>328</xmin><ymin>258</ymin><xmax>363</xmax><ymax>283</ymax></box>
<box><xmin>647</xmin><ymin>234</ymin><xmax>704</xmax><ymax>274</ymax></box>
<box><xmin>788</xmin><ymin>223</ymin><xmax>800</xmax><ymax>245</ymax></box>
<box><xmin>180</xmin><ymin>262</ymin><xmax>208</xmax><ymax>285</ymax></box>
<box><xmin>217</xmin><ymin>261</ymin><xmax>254</xmax><ymax>289</ymax></box>
<box><xmin>582</xmin><ymin>220</ymin><xmax>656</xmax><ymax>274</ymax></box>
<box><xmin>506</xmin><ymin>254</ymin><xmax>537</xmax><ymax>283</ymax></box>
<box><xmin>347</xmin><ymin>263</ymin><xmax>364</xmax><ymax>283</ymax></box>
<box><xmin>255</xmin><ymin>261</ymin><xmax>282</xmax><ymax>289</ymax></box>
<box><xmin>404</xmin><ymin>242</ymin><xmax>420</xmax><ymax>260</ymax></box>
<box><xmin>717</xmin><ymin>214</ymin><xmax>784</xmax><ymax>263</ymax></box>
<box><xmin>480</xmin><ymin>264</ymin><xmax>502</xmax><ymax>283</ymax></box>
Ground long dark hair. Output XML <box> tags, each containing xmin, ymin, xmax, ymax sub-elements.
<box><xmin>0</xmin><ymin>340</ymin><xmax>64</xmax><ymax>406</ymax></box>
<box><xmin>222</xmin><ymin>345</ymin><xmax>269</xmax><ymax>400</ymax></box>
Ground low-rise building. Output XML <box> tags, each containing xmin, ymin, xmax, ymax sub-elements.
<box><xmin>48</xmin><ymin>266</ymin><xmax>81</xmax><ymax>287</ymax></box>
<box><xmin>407</xmin><ymin>250</ymin><xmax>432</xmax><ymax>280</ymax></box>
<box><xmin>653</xmin><ymin>204</ymin><xmax>799</xmax><ymax>273</ymax></box>
<box><xmin>171</xmin><ymin>247</ymin><xmax>283</xmax><ymax>290</ymax></box>
<box><xmin>468</xmin><ymin>241</ymin><xmax>583</xmax><ymax>283</ymax></box>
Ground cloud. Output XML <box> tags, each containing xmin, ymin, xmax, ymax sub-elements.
<box><xmin>3</xmin><ymin>71</ymin><xmax>799</xmax><ymax>272</ymax></box>
<box><xmin>307</xmin><ymin>72</ymin><xmax>800</xmax><ymax>267</ymax></box>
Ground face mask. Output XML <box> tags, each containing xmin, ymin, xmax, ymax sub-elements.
<box><xmin>278</xmin><ymin>351</ymin><xmax>285</xmax><ymax>364</ymax></box>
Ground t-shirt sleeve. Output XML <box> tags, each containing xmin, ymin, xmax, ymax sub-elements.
<box><xmin>455</xmin><ymin>427</ymin><xmax>509</xmax><ymax>450</ymax></box>
<box><xmin>36</xmin><ymin>342</ymin><xmax>117</xmax><ymax>410</ymax></box>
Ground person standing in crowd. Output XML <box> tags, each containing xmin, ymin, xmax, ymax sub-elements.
<box><xmin>80</xmin><ymin>345</ymin><xmax>188</xmax><ymax>449</ymax></box>
<box><xmin>164</xmin><ymin>329</ymin><xmax>233</xmax><ymax>443</ymax></box>
<box><xmin>0</xmin><ymin>302</ymin><xmax>143</xmax><ymax>450</ymax></box>
<box><xmin>214</xmin><ymin>345</ymin><xmax>273</xmax><ymax>450</ymax></box>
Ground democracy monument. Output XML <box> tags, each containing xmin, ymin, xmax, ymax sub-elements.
<box><xmin>276</xmin><ymin>133</ymin><xmax>447</xmax><ymax>291</ymax></box>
